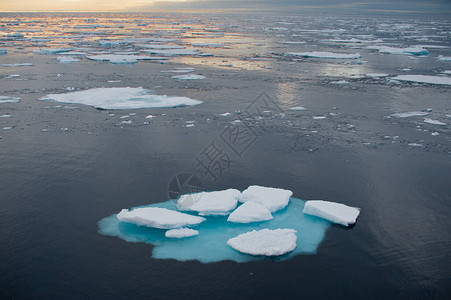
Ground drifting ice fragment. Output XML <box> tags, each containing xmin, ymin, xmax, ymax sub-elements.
<box><xmin>239</xmin><ymin>186</ymin><xmax>292</xmax><ymax>212</ymax></box>
<box><xmin>165</xmin><ymin>228</ymin><xmax>199</xmax><ymax>238</ymax></box>
<box><xmin>227</xmin><ymin>201</ymin><xmax>273</xmax><ymax>223</ymax></box>
<box><xmin>0</xmin><ymin>96</ymin><xmax>20</xmax><ymax>104</ymax></box>
<box><xmin>171</xmin><ymin>74</ymin><xmax>206</xmax><ymax>80</ymax></box>
<box><xmin>227</xmin><ymin>228</ymin><xmax>297</xmax><ymax>256</ymax></box>
<box><xmin>39</xmin><ymin>87</ymin><xmax>203</xmax><ymax>110</ymax></box>
<box><xmin>290</xmin><ymin>106</ymin><xmax>306</xmax><ymax>111</ymax></box>
<box><xmin>391</xmin><ymin>111</ymin><xmax>429</xmax><ymax>118</ymax></box>
<box><xmin>117</xmin><ymin>207</ymin><xmax>206</xmax><ymax>229</ymax></box>
<box><xmin>303</xmin><ymin>200</ymin><xmax>360</xmax><ymax>226</ymax></box>
<box><xmin>177</xmin><ymin>189</ymin><xmax>240</xmax><ymax>216</ymax></box>
<box><xmin>424</xmin><ymin>118</ymin><xmax>446</xmax><ymax>126</ymax></box>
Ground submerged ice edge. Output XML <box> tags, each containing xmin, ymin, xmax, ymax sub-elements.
<box><xmin>97</xmin><ymin>197</ymin><xmax>331</xmax><ymax>263</ymax></box>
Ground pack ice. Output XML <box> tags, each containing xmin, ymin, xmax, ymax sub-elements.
<box><xmin>38</xmin><ymin>87</ymin><xmax>203</xmax><ymax>109</ymax></box>
<box><xmin>303</xmin><ymin>200</ymin><xmax>361</xmax><ymax>226</ymax></box>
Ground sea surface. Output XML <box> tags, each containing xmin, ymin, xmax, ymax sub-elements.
<box><xmin>0</xmin><ymin>12</ymin><xmax>450</xmax><ymax>299</ymax></box>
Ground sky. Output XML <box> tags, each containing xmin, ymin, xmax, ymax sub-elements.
<box><xmin>0</xmin><ymin>0</ymin><xmax>450</xmax><ymax>13</ymax></box>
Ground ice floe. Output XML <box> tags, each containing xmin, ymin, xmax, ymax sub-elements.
<box><xmin>135</xmin><ymin>44</ymin><xmax>185</xmax><ymax>50</ymax></box>
<box><xmin>369</xmin><ymin>46</ymin><xmax>428</xmax><ymax>56</ymax></box>
<box><xmin>424</xmin><ymin>118</ymin><xmax>446</xmax><ymax>126</ymax></box>
<box><xmin>289</xmin><ymin>106</ymin><xmax>306</xmax><ymax>111</ymax></box>
<box><xmin>391</xmin><ymin>111</ymin><xmax>429</xmax><ymax>118</ymax></box>
<box><xmin>366</xmin><ymin>73</ymin><xmax>389</xmax><ymax>78</ymax></box>
<box><xmin>39</xmin><ymin>87</ymin><xmax>203</xmax><ymax>110</ymax></box>
<box><xmin>303</xmin><ymin>200</ymin><xmax>361</xmax><ymax>227</ymax></box>
<box><xmin>177</xmin><ymin>189</ymin><xmax>240</xmax><ymax>216</ymax></box>
<box><xmin>287</xmin><ymin>51</ymin><xmax>361</xmax><ymax>59</ymax></box>
<box><xmin>239</xmin><ymin>185</ymin><xmax>292</xmax><ymax>212</ymax></box>
<box><xmin>171</xmin><ymin>74</ymin><xmax>206</xmax><ymax>80</ymax></box>
<box><xmin>165</xmin><ymin>228</ymin><xmax>199</xmax><ymax>238</ymax></box>
<box><xmin>141</xmin><ymin>48</ymin><xmax>200</xmax><ymax>56</ymax></box>
<box><xmin>391</xmin><ymin>75</ymin><xmax>451</xmax><ymax>86</ymax></box>
<box><xmin>437</xmin><ymin>55</ymin><xmax>451</xmax><ymax>61</ymax></box>
<box><xmin>0</xmin><ymin>48</ymin><xmax>7</xmax><ymax>55</ymax></box>
<box><xmin>1</xmin><ymin>63</ymin><xmax>34</xmax><ymax>67</ymax></box>
<box><xmin>227</xmin><ymin>201</ymin><xmax>273</xmax><ymax>223</ymax></box>
<box><xmin>33</xmin><ymin>48</ymin><xmax>73</xmax><ymax>54</ymax></box>
<box><xmin>117</xmin><ymin>207</ymin><xmax>206</xmax><ymax>229</ymax></box>
<box><xmin>87</xmin><ymin>54</ymin><xmax>167</xmax><ymax>64</ymax></box>
<box><xmin>0</xmin><ymin>96</ymin><xmax>20</xmax><ymax>104</ymax></box>
<box><xmin>227</xmin><ymin>229</ymin><xmax>297</xmax><ymax>256</ymax></box>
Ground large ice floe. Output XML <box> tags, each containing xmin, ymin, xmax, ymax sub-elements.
<box><xmin>287</xmin><ymin>51</ymin><xmax>361</xmax><ymax>59</ymax></box>
<box><xmin>227</xmin><ymin>229</ymin><xmax>297</xmax><ymax>256</ymax></box>
<box><xmin>87</xmin><ymin>54</ymin><xmax>168</xmax><ymax>64</ymax></box>
<box><xmin>303</xmin><ymin>200</ymin><xmax>360</xmax><ymax>227</ymax></box>
<box><xmin>391</xmin><ymin>75</ymin><xmax>451</xmax><ymax>86</ymax></box>
<box><xmin>38</xmin><ymin>87</ymin><xmax>203</xmax><ymax>109</ymax></box>
<box><xmin>98</xmin><ymin>186</ymin><xmax>360</xmax><ymax>263</ymax></box>
<box><xmin>368</xmin><ymin>46</ymin><xmax>428</xmax><ymax>56</ymax></box>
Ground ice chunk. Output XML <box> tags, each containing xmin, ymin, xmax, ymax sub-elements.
<box><xmin>191</xmin><ymin>43</ymin><xmax>227</xmax><ymax>47</ymax></box>
<box><xmin>171</xmin><ymin>74</ymin><xmax>205</xmax><ymax>80</ymax></box>
<box><xmin>165</xmin><ymin>228</ymin><xmax>199</xmax><ymax>238</ymax></box>
<box><xmin>313</xmin><ymin>116</ymin><xmax>326</xmax><ymax>120</ymax></box>
<box><xmin>239</xmin><ymin>185</ymin><xmax>292</xmax><ymax>212</ymax></box>
<box><xmin>57</xmin><ymin>56</ymin><xmax>80</xmax><ymax>64</ymax></box>
<box><xmin>424</xmin><ymin>118</ymin><xmax>446</xmax><ymax>126</ymax></box>
<box><xmin>227</xmin><ymin>229</ymin><xmax>297</xmax><ymax>256</ymax></box>
<box><xmin>391</xmin><ymin>111</ymin><xmax>429</xmax><ymax>118</ymax></box>
<box><xmin>375</xmin><ymin>46</ymin><xmax>428</xmax><ymax>56</ymax></box>
<box><xmin>177</xmin><ymin>189</ymin><xmax>240</xmax><ymax>216</ymax></box>
<box><xmin>287</xmin><ymin>51</ymin><xmax>361</xmax><ymax>59</ymax></box>
<box><xmin>135</xmin><ymin>44</ymin><xmax>185</xmax><ymax>49</ymax></box>
<box><xmin>117</xmin><ymin>207</ymin><xmax>206</xmax><ymax>229</ymax></box>
<box><xmin>33</xmin><ymin>48</ymin><xmax>73</xmax><ymax>54</ymax></box>
<box><xmin>330</xmin><ymin>80</ymin><xmax>349</xmax><ymax>84</ymax></box>
<box><xmin>0</xmin><ymin>96</ymin><xmax>20</xmax><ymax>104</ymax></box>
<box><xmin>391</xmin><ymin>75</ymin><xmax>451</xmax><ymax>86</ymax></box>
<box><xmin>227</xmin><ymin>201</ymin><xmax>273</xmax><ymax>223</ymax></box>
<box><xmin>303</xmin><ymin>200</ymin><xmax>360</xmax><ymax>226</ymax></box>
<box><xmin>98</xmin><ymin>197</ymin><xmax>330</xmax><ymax>263</ymax></box>
<box><xmin>39</xmin><ymin>87</ymin><xmax>203</xmax><ymax>110</ymax></box>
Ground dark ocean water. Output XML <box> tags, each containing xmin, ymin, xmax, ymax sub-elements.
<box><xmin>0</xmin><ymin>12</ymin><xmax>450</xmax><ymax>299</ymax></box>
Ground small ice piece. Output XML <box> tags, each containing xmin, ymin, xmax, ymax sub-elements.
<box><xmin>161</xmin><ymin>68</ymin><xmax>195</xmax><ymax>73</ymax></box>
<box><xmin>239</xmin><ymin>185</ymin><xmax>292</xmax><ymax>212</ymax></box>
<box><xmin>184</xmin><ymin>124</ymin><xmax>195</xmax><ymax>127</ymax></box>
<box><xmin>287</xmin><ymin>51</ymin><xmax>361</xmax><ymax>59</ymax></box>
<box><xmin>87</xmin><ymin>54</ymin><xmax>168</xmax><ymax>64</ymax></box>
<box><xmin>145</xmin><ymin>114</ymin><xmax>155</xmax><ymax>119</ymax></box>
<box><xmin>376</xmin><ymin>46</ymin><xmax>428</xmax><ymax>56</ymax></box>
<box><xmin>177</xmin><ymin>189</ymin><xmax>240</xmax><ymax>216</ymax></box>
<box><xmin>227</xmin><ymin>201</ymin><xmax>273</xmax><ymax>223</ymax></box>
<box><xmin>165</xmin><ymin>228</ymin><xmax>199</xmax><ymax>238</ymax></box>
<box><xmin>0</xmin><ymin>48</ymin><xmax>7</xmax><ymax>55</ymax></box>
<box><xmin>135</xmin><ymin>44</ymin><xmax>185</xmax><ymax>50</ymax></box>
<box><xmin>39</xmin><ymin>87</ymin><xmax>203</xmax><ymax>110</ymax></box>
<box><xmin>441</xmin><ymin>70</ymin><xmax>451</xmax><ymax>75</ymax></box>
<box><xmin>57</xmin><ymin>56</ymin><xmax>80</xmax><ymax>64</ymax></box>
<box><xmin>227</xmin><ymin>229</ymin><xmax>297</xmax><ymax>256</ymax></box>
<box><xmin>290</xmin><ymin>106</ymin><xmax>306</xmax><ymax>111</ymax></box>
<box><xmin>3</xmin><ymin>127</ymin><xmax>13</xmax><ymax>130</ymax></box>
<box><xmin>303</xmin><ymin>200</ymin><xmax>361</xmax><ymax>226</ymax></box>
<box><xmin>431</xmin><ymin>132</ymin><xmax>439</xmax><ymax>136</ymax></box>
<box><xmin>33</xmin><ymin>48</ymin><xmax>73</xmax><ymax>54</ymax></box>
<box><xmin>424</xmin><ymin>118</ymin><xmax>446</xmax><ymax>126</ymax></box>
<box><xmin>408</xmin><ymin>143</ymin><xmax>423</xmax><ymax>147</ymax></box>
<box><xmin>141</xmin><ymin>48</ymin><xmax>200</xmax><ymax>56</ymax></box>
<box><xmin>0</xmin><ymin>96</ymin><xmax>20</xmax><ymax>104</ymax></box>
<box><xmin>219</xmin><ymin>112</ymin><xmax>231</xmax><ymax>116</ymax></box>
<box><xmin>391</xmin><ymin>75</ymin><xmax>451</xmax><ymax>86</ymax></box>
<box><xmin>391</xmin><ymin>111</ymin><xmax>429</xmax><ymax>118</ymax></box>
<box><xmin>313</xmin><ymin>116</ymin><xmax>326</xmax><ymax>120</ymax></box>
<box><xmin>366</xmin><ymin>73</ymin><xmax>389</xmax><ymax>78</ymax></box>
<box><xmin>1</xmin><ymin>114</ymin><xmax>12</xmax><ymax>118</ymax></box>
<box><xmin>117</xmin><ymin>207</ymin><xmax>206</xmax><ymax>229</ymax></box>
<box><xmin>191</xmin><ymin>43</ymin><xmax>227</xmax><ymax>47</ymax></box>
<box><xmin>171</xmin><ymin>74</ymin><xmax>206</xmax><ymax>80</ymax></box>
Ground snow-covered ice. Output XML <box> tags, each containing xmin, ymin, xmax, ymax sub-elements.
<box><xmin>391</xmin><ymin>75</ymin><xmax>451</xmax><ymax>86</ymax></box>
<box><xmin>239</xmin><ymin>185</ymin><xmax>292</xmax><ymax>212</ymax></box>
<box><xmin>39</xmin><ymin>87</ymin><xmax>203</xmax><ymax>110</ymax></box>
<box><xmin>165</xmin><ymin>228</ymin><xmax>199</xmax><ymax>238</ymax></box>
<box><xmin>227</xmin><ymin>229</ymin><xmax>297</xmax><ymax>256</ymax></box>
<box><xmin>177</xmin><ymin>189</ymin><xmax>240</xmax><ymax>216</ymax></box>
<box><xmin>303</xmin><ymin>200</ymin><xmax>361</xmax><ymax>226</ymax></box>
<box><xmin>171</xmin><ymin>74</ymin><xmax>206</xmax><ymax>80</ymax></box>
<box><xmin>287</xmin><ymin>51</ymin><xmax>361</xmax><ymax>59</ymax></box>
<box><xmin>57</xmin><ymin>56</ymin><xmax>80</xmax><ymax>64</ymax></box>
<box><xmin>227</xmin><ymin>201</ymin><xmax>273</xmax><ymax>223</ymax></box>
<box><xmin>117</xmin><ymin>207</ymin><xmax>206</xmax><ymax>229</ymax></box>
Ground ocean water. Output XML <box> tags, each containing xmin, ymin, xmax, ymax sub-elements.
<box><xmin>0</xmin><ymin>12</ymin><xmax>450</xmax><ymax>299</ymax></box>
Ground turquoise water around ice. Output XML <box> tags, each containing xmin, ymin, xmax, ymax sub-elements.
<box><xmin>97</xmin><ymin>197</ymin><xmax>331</xmax><ymax>263</ymax></box>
